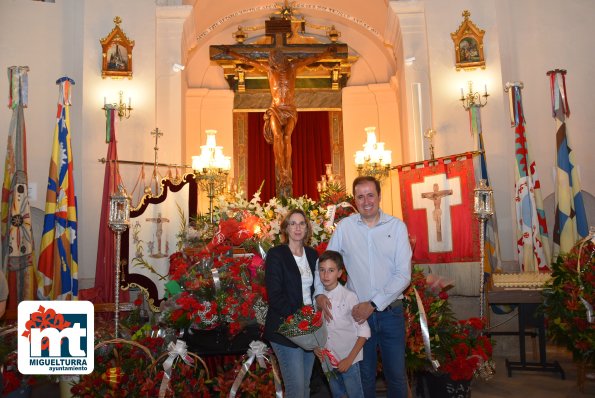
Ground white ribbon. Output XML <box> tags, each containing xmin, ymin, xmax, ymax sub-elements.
<box><xmin>414</xmin><ymin>288</ymin><xmax>440</xmax><ymax>371</ymax></box>
<box><xmin>158</xmin><ymin>340</ymin><xmax>194</xmax><ymax>398</ymax></box>
<box><xmin>211</xmin><ymin>268</ymin><xmax>221</xmax><ymax>290</ymax></box>
<box><xmin>229</xmin><ymin>340</ymin><xmax>283</xmax><ymax>398</ymax></box>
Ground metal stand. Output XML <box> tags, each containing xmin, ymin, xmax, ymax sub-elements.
<box><xmin>504</xmin><ymin>303</ymin><xmax>565</xmax><ymax>379</ymax></box>
<box><xmin>488</xmin><ymin>288</ymin><xmax>565</xmax><ymax>379</ymax></box>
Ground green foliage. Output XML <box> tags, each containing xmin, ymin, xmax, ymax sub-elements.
<box><xmin>542</xmin><ymin>239</ymin><xmax>595</xmax><ymax>365</ymax></box>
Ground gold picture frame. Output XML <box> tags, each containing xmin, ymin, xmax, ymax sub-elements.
<box><xmin>100</xmin><ymin>16</ymin><xmax>134</xmax><ymax>79</ymax></box>
<box><xmin>451</xmin><ymin>10</ymin><xmax>485</xmax><ymax>71</ymax></box>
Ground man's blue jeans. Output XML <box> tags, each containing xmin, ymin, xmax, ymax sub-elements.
<box><xmin>360</xmin><ymin>304</ymin><xmax>407</xmax><ymax>398</ymax></box>
<box><xmin>329</xmin><ymin>361</ymin><xmax>365</xmax><ymax>398</ymax></box>
<box><xmin>270</xmin><ymin>341</ymin><xmax>315</xmax><ymax>398</ymax></box>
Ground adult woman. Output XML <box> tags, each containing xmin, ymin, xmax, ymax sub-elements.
<box><xmin>264</xmin><ymin>209</ymin><xmax>319</xmax><ymax>398</ymax></box>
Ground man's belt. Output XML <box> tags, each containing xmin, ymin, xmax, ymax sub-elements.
<box><xmin>374</xmin><ymin>298</ymin><xmax>402</xmax><ymax>312</ymax></box>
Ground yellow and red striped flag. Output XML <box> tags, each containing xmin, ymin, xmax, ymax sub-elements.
<box><xmin>36</xmin><ymin>77</ymin><xmax>79</xmax><ymax>300</ymax></box>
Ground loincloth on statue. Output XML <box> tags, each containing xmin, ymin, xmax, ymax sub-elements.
<box><xmin>263</xmin><ymin>105</ymin><xmax>297</xmax><ymax>144</ymax></box>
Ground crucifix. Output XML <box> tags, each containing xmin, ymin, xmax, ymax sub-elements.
<box><xmin>210</xmin><ymin>18</ymin><xmax>348</xmax><ymax>198</ymax></box>
<box><xmin>150</xmin><ymin>128</ymin><xmax>163</xmax><ymax>194</ymax></box>
<box><xmin>412</xmin><ymin>174</ymin><xmax>462</xmax><ymax>252</ymax></box>
<box><xmin>421</xmin><ymin>183</ymin><xmax>453</xmax><ymax>242</ymax></box>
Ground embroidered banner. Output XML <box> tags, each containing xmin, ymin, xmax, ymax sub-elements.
<box><xmin>398</xmin><ymin>153</ymin><xmax>479</xmax><ymax>264</ymax></box>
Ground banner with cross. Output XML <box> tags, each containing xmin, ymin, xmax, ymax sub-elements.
<box><xmin>397</xmin><ymin>152</ymin><xmax>480</xmax><ymax>264</ymax></box>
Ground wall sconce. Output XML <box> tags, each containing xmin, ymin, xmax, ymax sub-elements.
<box><xmin>460</xmin><ymin>80</ymin><xmax>489</xmax><ymax>110</ymax></box>
<box><xmin>354</xmin><ymin>126</ymin><xmax>392</xmax><ymax>182</ymax></box>
<box><xmin>103</xmin><ymin>90</ymin><xmax>133</xmax><ymax>121</ymax></box>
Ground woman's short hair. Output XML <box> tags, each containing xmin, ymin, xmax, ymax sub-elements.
<box><xmin>280</xmin><ymin>208</ymin><xmax>313</xmax><ymax>245</ymax></box>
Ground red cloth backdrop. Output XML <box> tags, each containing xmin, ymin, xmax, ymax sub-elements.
<box><xmin>247</xmin><ymin>111</ymin><xmax>331</xmax><ymax>202</ymax></box>
<box><xmin>398</xmin><ymin>154</ymin><xmax>479</xmax><ymax>263</ymax></box>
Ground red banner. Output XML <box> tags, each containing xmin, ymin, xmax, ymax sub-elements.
<box><xmin>398</xmin><ymin>154</ymin><xmax>479</xmax><ymax>263</ymax></box>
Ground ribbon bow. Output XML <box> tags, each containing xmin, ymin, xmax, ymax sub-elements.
<box><xmin>229</xmin><ymin>340</ymin><xmax>283</xmax><ymax>398</ymax></box>
<box><xmin>158</xmin><ymin>340</ymin><xmax>194</xmax><ymax>398</ymax></box>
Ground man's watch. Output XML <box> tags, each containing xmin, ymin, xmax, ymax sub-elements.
<box><xmin>370</xmin><ymin>301</ymin><xmax>378</xmax><ymax>310</ymax></box>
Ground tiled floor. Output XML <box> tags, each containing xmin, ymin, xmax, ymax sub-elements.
<box><xmin>472</xmin><ymin>347</ymin><xmax>594</xmax><ymax>398</ymax></box>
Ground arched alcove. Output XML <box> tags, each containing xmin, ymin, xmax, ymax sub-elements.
<box><xmin>179</xmin><ymin>1</ymin><xmax>406</xmax><ymax>214</ymax></box>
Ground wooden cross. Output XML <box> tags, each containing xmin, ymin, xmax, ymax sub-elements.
<box><xmin>209</xmin><ymin>19</ymin><xmax>348</xmax><ymax>86</ymax></box>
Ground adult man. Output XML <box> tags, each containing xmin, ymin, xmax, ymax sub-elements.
<box><xmin>315</xmin><ymin>176</ymin><xmax>412</xmax><ymax>398</ymax></box>
<box><xmin>226</xmin><ymin>46</ymin><xmax>335</xmax><ymax>197</ymax></box>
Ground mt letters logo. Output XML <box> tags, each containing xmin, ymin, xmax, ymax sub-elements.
<box><xmin>18</xmin><ymin>301</ymin><xmax>94</xmax><ymax>374</ymax></box>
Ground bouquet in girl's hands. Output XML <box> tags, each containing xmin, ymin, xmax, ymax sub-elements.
<box><xmin>277</xmin><ymin>305</ymin><xmax>326</xmax><ymax>349</ymax></box>
<box><xmin>277</xmin><ymin>305</ymin><xmax>335</xmax><ymax>379</ymax></box>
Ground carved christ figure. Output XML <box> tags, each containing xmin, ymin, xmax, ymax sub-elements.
<box><xmin>226</xmin><ymin>46</ymin><xmax>336</xmax><ymax>197</ymax></box>
<box><xmin>421</xmin><ymin>183</ymin><xmax>453</xmax><ymax>242</ymax></box>
<box><xmin>146</xmin><ymin>212</ymin><xmax>170</xmax><ymax>257</ymax></box>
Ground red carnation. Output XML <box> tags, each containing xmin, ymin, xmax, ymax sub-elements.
<box><xmin>298</xmin><ymin>320</ymin><xmax>310</xmax><ymax>331</ymax></box>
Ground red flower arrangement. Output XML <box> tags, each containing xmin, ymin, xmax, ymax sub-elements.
<box><xmin>404</xmin><ymin>266</ymin><xmax>494</xmax><ymax>382</ymax></box>
<box><xmin>159</xmin><ymin>249</ymin><xmax>267</xmax><ymax>336</ymax></box>
<box><xmin>404</xmin><ymin>266</ymin><xmax>455</xmax><ymax>372</ymax></box>
<box><xmin>440</xmin><ymin>318</ymin><xmax>493</xmax><ymax>381</ymax></box>
<box><xmin>542</xmin><ymin>237</ymin><xmax>595</xmax><ymax>365</ymax></box>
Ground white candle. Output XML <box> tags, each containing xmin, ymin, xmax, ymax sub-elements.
<box><xmin>104</xmin><ymin>97</ymin><xmax>106</xmax><ymax>107</ymax></box>
<box><xmin>460</xmin><ymin>88</ymin><xmax>464</xmax><ymax>98</ymax></box>
<box><xmin>128</xmin><ymin>97</ymin><xmax>131</xmax><ymax>107</ymax></box>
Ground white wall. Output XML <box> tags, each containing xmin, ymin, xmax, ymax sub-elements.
<box><xmin>0</xmin><ymin>0</ymin><xmax>162</xmax><ymax>285</ymax></box>
<box><xmin>394</xmin><ymin>0</ymin><xmax>594</xmax><ymax>264</ymax></box>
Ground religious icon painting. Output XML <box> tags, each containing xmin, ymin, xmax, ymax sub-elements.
<box><xmin>451</xmin><ymin>10</ymin><xmax>486</xmax><ymax>71</ymax></box>
<box><xmin>100</xmin><ymin>16</ymin><xmax>134</xmax><ymax>79</ymax></box>
<box><xmin>120</xmin><ymin>174</ymin><xmax>198</xmax><ymax>311</ymax></box>
<box><xmin>397</xmin><ymin>154</ymin><xmax>480</xmax><ymax>264</ymax></box>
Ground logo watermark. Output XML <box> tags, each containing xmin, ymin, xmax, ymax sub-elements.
<box><xmin>18</xmin><ymin>301</ymin><xmax>94</xmax><ymax>375</ymax></box>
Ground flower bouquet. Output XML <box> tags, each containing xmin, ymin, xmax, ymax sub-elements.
<box><xmin>159</xmin><ymin>250</ymin><xmax>267</xmax><ymax>337</ymax></box>
<box><xmin>277</xmin><ymin>305</ymin><xmax>326</xmax><ymax>350</ymax></box>
<box><xmin>277</xmin><ymin>305</ymin><xmax>338</xmax><ymax>380</ymax></box>
<box><xmin>542</xmin><ymin>236</ymin><xmax>595</xmax><ymax>366</ymax></box>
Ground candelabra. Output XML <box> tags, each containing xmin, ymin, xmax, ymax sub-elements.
<box><xmin>354</xmin><ymin>127</ymin><xmax>392</xmax><ymax>182</ymax></box>
<box><xmin>102</xmin><ymin>90</ymin><xmax>133</xmax><ymax>120</ymax></box>
<box><xmin>108</xmin><ymin>184</ymin><xmax>131</xmax><ymax>338</ymax></box>
<box><xmin>473</xmin><ymin>179</ymin><xmax>494</xmax><ymax>320</ymax></box>
<box><xmin>317</xmin><ymin>163</ymin><xmax>343</xmax><ymax>197</ymax></box>
<box><xmin>460</xmin><ymin>81</ymin><xmax>489</xmax><ymax>110</ymax></box>
<box><xmin>192</xmin><ymin>130</ymin><xmax>231</xmax><ymax>234</ymax></box>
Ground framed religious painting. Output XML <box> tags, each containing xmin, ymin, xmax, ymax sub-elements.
<box><xmin>451</xmin><ymin>10</ymin><xmax>486</xmax><ymax>71</ymax></box>
<box><xmin>100</xmin><ymin>16</ymin><xmax>134</xmax><ymax>79</ymax></box>
<box><xmin>120</xmin><ymin>173</ymin><xmax>198</xmax><ymax>311</ymax></box>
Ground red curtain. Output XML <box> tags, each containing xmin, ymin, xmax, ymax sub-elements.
<box><xmin>247</xmin><ymin>111</ymin><xmax>331</xmax><ymax>202</ymax></box>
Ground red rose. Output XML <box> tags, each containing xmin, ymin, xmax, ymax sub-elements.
<box><xmin>312</xmin><ymin>311</ymin><xmax>323</xmax><ymax>327</ymax></box>
<box><xmin>286</xmin><ymin>315</ymin><xmax>294</xmax><ymax>324</ymax></box>
<box><xmin>298</xmin><ymin>320</ymin><xmax>310</xmax><ymax>331</ymax></box>
<box><xmin>301</xmin><ymin>305</ymin><xmax>314</xmax><ymax>316</ymax></box>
